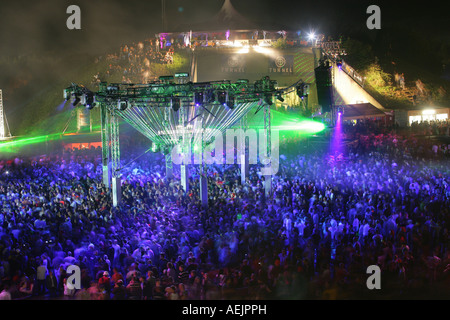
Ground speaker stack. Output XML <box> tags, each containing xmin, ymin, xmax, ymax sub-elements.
<box><xmin>314</xmin><ymin>60</ymin><xmax>333</xmax><ymax>113</ymax></box>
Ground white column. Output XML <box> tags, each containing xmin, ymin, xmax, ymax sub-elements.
<box><xmin>112</xmin><ymin>177</ymin><xmax>121</xmax><ymax>207</ymax></box>
<box><xmin>264</xmin><ymin>175</ymin><xmax>272</xmax><ymax>197</ymax></box>
<box><xmin>200</xmin><ymin>174</ymin><xmax>208</xmax><ymax>208</ymax></box>
<box><xmin>181</xmin><ymin>164</ymin><xmax>189</xmax><ymax>193</ymax></box>
<box><xmin>240</xmin><ymin>152</ymin><xmax>249</xmax><ymax>185</ymax></box>
<box><xmin>102</xmin><ymin>165</ymin><xmax>111</xmax><ymax>188</ymax></box>
<box><xmin>165</xmin><ymin>153</ymin><xmax>173</xmax><ymax>179</ymax></box>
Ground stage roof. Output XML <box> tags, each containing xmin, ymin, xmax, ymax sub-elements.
<box><xmin>173</xmin><ymin>0</ymin><xmax>288</xmax><ymax>32</ymax></box>
<box><xmin>343</xmin><ymin>103</ymin><xmax>387</xmax><ymax>119</ymax></box>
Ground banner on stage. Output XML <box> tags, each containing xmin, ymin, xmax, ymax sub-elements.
<box><xmin>221</xmin><ymin>55</ymin><xmax>247</xmax><ymax>73</ymax></box>
<box><xmin>269</xmin><ymin>55</ymin><xmax>294</xmax><ymax>74</ymax></box>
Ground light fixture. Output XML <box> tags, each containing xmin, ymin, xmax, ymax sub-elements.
<box><xmin>303</xmin><ymin>84</ymin><xmax>310</xmax><ymax>96</ymax></box>
<box><xmin>297</xmin><ymin>83</ymin><xmax>309</xmax><ymax>99</ymax></box>
<box><xmin>264</xmin><ymin>94</ymin><xmax>273</xmax><ymax>106</ymax></box>
<box><xmin>422</xmin><ymin>109</ymin><xmax>435</xmax><ymax>115</ymax></box>
<box><xmin>175</xmin><ymin>72</ymin><xmax>189</xmax><ymax>78</ymax></box>
<box><xmin>194</xmin><ymin>92</ymin><xmax>204</xmax><ymax>106</ymax></box>
<box><xmin>171</xmin><ymin>97</ymin><xmax>180</xmax><ymax>112</ymax></box>
<box><xmin>276</xmin><ymin>92</ymin><xmax>284</xmax><ymax>102</ymax></box>
<box><xmin>206</xmin><ymin>90</ymin><xmax>216</xmax><ymax>104</ymax></box>
<box><xmin>151</xmin><ymin>143</ymin><xmax>160</xmax><ymax>153</ymax></box>
<box><xmin>217</xmin><ymin>91</ymin><xmax>227</xmax><ymax>105</ymax></box>
<box><xmin>118</xmin><ymin>100</ymin><xmax>128</xmax><ymax>111</ymax></box>
<box><xmin>85</xmin><ymin>93</ymin><xmax>96</xmax><ymax>110</ymax></box>
<box><xmin>64</xmin><ymin>89</ymin><xmax>71</xmax><ymax>101</ymax></box>
<box><xmin>80</xmin><ymin>93</ymin><xmax>87</xmax><ymax>105</ymax></box>
<box><xmin>107</xmin><ymin>85</ymin><xmax>119</xmax><ymax>93</ymax></box>
<box><xmin>72</xmin><ymin>95</ymin><xmax>81</xmax><ymax>107</ymax></box>
<box><xmin>225</xmin><ymin>95</ymin><xmax>235</xmax><ymax>109</ymax></box>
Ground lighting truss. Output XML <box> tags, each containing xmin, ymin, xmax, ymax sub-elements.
<box><xmin>65</xmin><ymin>76</ymin><xmax>280</xmax><ymax>154</ymax></box>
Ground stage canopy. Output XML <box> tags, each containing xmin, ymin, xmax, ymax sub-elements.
<box><xmin>175</xmin><ymin>0</ymin><xmax>257</xmax><ymax>32</ymax></box>
<box><xmin>342</xmin><ymin>103</ymin><xmax>387</xmax><ymax>120</ymax></box>
<box><xmin>173</xmin><ymin>0</ymin><xmax>289</xmax><ymax>32</ymax></box>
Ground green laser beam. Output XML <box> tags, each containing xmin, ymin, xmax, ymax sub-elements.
<box><xmin>272</xmin><ymin>120</ymin><xmax>326</xmax><ymax>133</ymax></box>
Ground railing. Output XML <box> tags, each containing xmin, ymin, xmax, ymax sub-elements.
<box><xmin>340</xmin><ymin>60</ymin><xmax>365</xmax><ymax>87</ymax></box>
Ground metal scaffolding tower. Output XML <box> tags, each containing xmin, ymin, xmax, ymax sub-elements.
<box><xmin>64</xmin><ymin>74</ymin><xmax>305</xmax><ymax>207</ymax></box>
<box><xmin>0</xmin><ymin>90</ymin><xmax>4</xmax><ymax>139</ymax></box>
<box><xmin>0</xmin><ymin>90</ymin><xmax>12</xmax><ymax>139</ymax></box>
<box><xmin>239</xmin><ymin>113</ymin><xmax>249</xmax><ymax>186</ymax></box>
<box><xmin>109</xmin><ymin>109</ymin><xmax>121</xmax><ymax>207</ymax></box>
<box><xmin>100</xmin><ymin>103</ymin><xmax>111</xmax><ymax>187</ymax></box>
<box><xmin>263</xmin><ymin>97</ymin><xmax>272</xmax><ymax>199</ymax></box>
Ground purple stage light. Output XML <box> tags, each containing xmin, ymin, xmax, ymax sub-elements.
<box><xmin>56</xmin><ymin>100</ymin><xmax>66</xmax><ymax>112</ymax></box>
<box><xmin>330</xmin><ymin>107</ymin><xmax>344</xmax><ymax>158</ymax></box>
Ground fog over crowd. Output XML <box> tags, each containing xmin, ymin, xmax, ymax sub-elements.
<box><xmin>0</xmin><ymin>119</ymin><xmax>449</xmax><ymax>300</ymax></box>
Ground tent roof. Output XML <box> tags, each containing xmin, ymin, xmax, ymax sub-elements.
<box><xmin>173</xmin><ymin>0</ymin><xmax>258</xmax><ymax>32</ymax></box>
<box><xmin>343</xmin><ymin>103</ymin><xmax>387</xmax><ymax>119</ymax></box>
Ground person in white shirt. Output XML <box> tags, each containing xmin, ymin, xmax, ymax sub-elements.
<box><xmin>352</xmin><ymin>216</ymin><xmax>360</xmax><ymax>233</ymax></box>
<box><xmin>36</xmin><ymin>261</ymin><xmax>48</xmax><ymax>296</ymax></box>
<box><xmin>337</xmin><ymin>219</ymin><xmax>346</xmax><ymax>239</ymax></box>
<box><xmin>283</xmin><ymin>213</ymin><xmax>293</xmax><ymax>238</ymax></box>
<box><xmin>295</xmin><ymin>218</ymin><xmax>306</xmax><ymax>237</ymax></box>
<box><xmin>0</xmin><ymin>283</ymin><xmax>11</xmax><ymax>300</ymax></box>
<box><xmin>363</xmin><ymin>221</ymin><xmax>371</xmax><ymax>239</ymax></box>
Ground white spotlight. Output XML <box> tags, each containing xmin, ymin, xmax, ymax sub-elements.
<box><xmin>237</xmin><ymin>46</ymin><xmax>249</xmax><ymax>54</ymax></box>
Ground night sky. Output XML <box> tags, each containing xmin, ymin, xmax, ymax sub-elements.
<box><xmin>0</xmin><ymin>0</ymin><xmax>447</xmax><ymax>57</ymax></box>
<box><xmin>0</xmin><ymin>0</ymin><xmax>448</xmax><ymax>133</ymax></box>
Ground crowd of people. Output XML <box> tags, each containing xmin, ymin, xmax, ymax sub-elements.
<box><xmin>409</xmin><ymin>119</ymin><xmax>450</xmax><ymax>137</ymax></box>
<box><xmin>92</xmin><ymin>39</ymin><xmax>177</xmax><ymax>86</ymax></box>
<box><xmin>0</xmin><ymin>120</ymin><xmax>449</xmax><ymax>300</ymax></box>
<box><xmin>90</xmin><ymin>28</ymin><xmax>324</xmax><ymax>86</ymax></box>
<box><xmin>342</xmin><ymin>119</ymin><xmax>450</xmax><ymax>159</ymax></box>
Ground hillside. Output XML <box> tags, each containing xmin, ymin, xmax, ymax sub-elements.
<box><xmin>0</xmin><ymin>41</ymin><xmax>190</xmax><ymax>137</ymax></box>
<box><xmin>341</xmin><ymin>22</ymin><xmax>450</xmax><ymax>110</ymax></box>
<box><xmin>1</xmin><ymin>26</ymin><xmax>449</xmax><ymax>138</ymax></box>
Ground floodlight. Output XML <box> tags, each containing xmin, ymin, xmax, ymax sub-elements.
<box><xmin>194</xmin><ymin>92</ymin><xmax>204</xmax><ymax>106</ymax></box>
<box><xmin>276</xmin><ymin>93</ymin><xmax>284</xmax><ymax>102</ymax></box>
<box><xmin>225</xmin><ymin>94</ymin><xmax>235</xmax><ymax>109</ymax></box>
<box><xmin>171</xmin><ymin>97</ymin><xmax>180</xmax><ymax>112</ymax></box>
<box><xmin>118</xmin><ymin>100</ymin><xmax>128</xmax><ymax>111</ymax></box>
<box><xmin>217</xmin><ymin>91</ymin><xmax>227</xmax><ymax>105</ymax></box>
<box><xmin>72</xmin><ymin>95</ymin><xmax>81</xmax><ymax>107</ymax></box>
<box><xmin>64</xmin><ymin>89</ymin><xmax>71</xmax><ymax>101</ymax></box>
<box><xmin>264</xmin><ymin>94</ymin><xmax>273</xmax><ymax>105</ymax></box>
<box><xmin>85</xmin><ymin>93</ymin><xmax>95</xmax><ymax>110</ymax></box>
